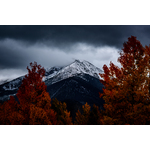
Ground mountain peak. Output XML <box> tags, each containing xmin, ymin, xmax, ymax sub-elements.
<box><xmin>0</xmin><ymin>60</ymin><xmax>103</xmax><ymax>102</ymax></box>
<box><xmin>44</xmin><ymin>60</ymin><xmax>103</xmax><ymax>85</ymax></box>
<box><xmin>0</xmin><ymin>60</ymin><xmax>103</xmax><ymax>91</ymax></box>
<box><xmin>74</xmin><ymin>59</ymin><xmax>81</xmax><ymax>63</ymax></box>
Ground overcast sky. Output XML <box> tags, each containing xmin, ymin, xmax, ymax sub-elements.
<box><xmin>0</xmin><ymin>25</ymin><xmax>150</xmax><ymax>81</ymax></box>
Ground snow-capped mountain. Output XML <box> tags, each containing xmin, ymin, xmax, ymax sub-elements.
<box><xmin>0</xmin><ymin>60</ymin><xmax>102</xmax><ymax>90</ymax></box>
<box><xmin>0</xmin><ymin>60</ymin><xmax>104</xmax><ymax>119</ymax></box>
<box><xmin>0</xmin><ymin>79</ymin><xmax>11</xmax><ymax>85</ymax></box>
<box><xmin>0</xmin><ymin>60</ymin><xmax>104</xmax><ymax>105</ymax></box>
<box><xmin>2</xmin><ymin>76</ymin><xmax>24</xmax><ymax>90</ymax></box>
<box><xmin>44</xmin><ymin>59</ymin><xmax>102</xmax><ymax>84</ymax></box>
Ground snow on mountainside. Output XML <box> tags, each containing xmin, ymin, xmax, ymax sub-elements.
<box><xmin>0</xmin><ymin>79</ymin><xmax>11</xmax><ymax>85</ymax></box>
<box><xmin>44</xmin><ymin>60</ymin><xmax>103</xmax><ymax>83</ymax></box>
<box><xmin>0</xmin><ymin>60</ymin><xmax>103</xmax><ymax>91</ymax></box>
<box><xmin>1</xmin><ymin>76</ymin><xmax>24</xmax><ymax>91</ymax></box>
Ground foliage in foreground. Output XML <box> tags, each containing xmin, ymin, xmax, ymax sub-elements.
<box><xmin>99</xmin><ymin>36</ymin><xmax>150</xmax><ymax>125</ymax></box>
<box><xmin>0</xmin><ymin>62</ymin><xmax>72</xmax><ymax>125</ymax></box>
<box><xmin>1</xmin><ymin>36</ymin><xmax>150</xmax><ymax>125</ymax></box>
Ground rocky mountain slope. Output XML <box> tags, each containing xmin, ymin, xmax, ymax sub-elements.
<box><xmin>0</xmin><ymin>60</ymin><xmax>104</xmax><ymax>118</ymax></box>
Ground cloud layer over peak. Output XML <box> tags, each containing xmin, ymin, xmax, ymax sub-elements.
<box><xmin>0</xmin><ymin>25</ymin><xmax>150</xmax><ymax>81</ymax></box>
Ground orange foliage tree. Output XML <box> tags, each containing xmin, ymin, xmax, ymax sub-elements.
<box><xmin>16</xmin><ymin>62</ymin><xmax>57</xmax><ymax>125</ymax></box>
<box><xmin>0</xmin><ymin>96</ymin><xmax>24</xmax><ymax>125</ymax></box>
<box><xmin>0</xmin><ymin>62</ymin><xmax>74</xmax><ymax>125</ymax></box>
<box><xmin>74</xmin><ymin>102</ymin><xmax>91</xmax><ymax>125</ymax></box>
<box><xmin>74</xmin><ymin>102</ymin><xmax>103</xmax><ymax>125</ymax></box>
<box><xmin>51</xmin><ymin>98</ymin><xmax>73</xmax><ymax>125</ymax></box>
<box><xmin>100</xmin><ymin>36</ymin><xmax>150</xmax><ymax>125</ymax></box>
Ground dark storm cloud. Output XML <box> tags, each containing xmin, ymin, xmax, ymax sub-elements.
<box><xmin>0</xmin><ymin>39</ymin><xmax>31</xmax><ymax>69</ymax></box>
<box><xmin>0</xmin><ymin>38</ymin><xmax>120</xmax><ymax>70</ymax></box>
<box><xmin>0</xmin><ymin>25</ymin><xmax>150</xmax><ymax>81</ymax></box>
<box><xmin>0</xmin><ymin>25</ymin><xmax>150</xmax><ymax>49</ymax></box>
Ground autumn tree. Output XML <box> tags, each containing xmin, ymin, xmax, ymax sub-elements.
<box><xmin>74</xmin><ymin>102</ymin><xmax>91</xmax><ymax>125</ymax></box>
<box><xmin>88</xmin><ymin>104</ymin><xmax>103</xmax><ymax>125</ymax></box>
<box><xmin>100</xmin><ymin>36</ymin><xmax>150</xmax><ymax>125</ymax></box>
<box><xmin>17</xmin><ymin>62</ymin><xmax>57</xmax><ymax>125</ymax></box>
<box><xmin>0</xmin><ymin>96</ymin><xmax>24</xmax><ymax>125</ymax></box>
<box><xmin>75</xmin><ymin>102</ymin><xmax>103</xmax><ymax>125</ymax></box>
<box><xmin>51</xmin><ymin>98</ymin><xmax>73</xmax><ymax>125</ymax></box>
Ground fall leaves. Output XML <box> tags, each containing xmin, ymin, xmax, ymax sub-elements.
<box><xmin>0</xmin><ymin>62</ymin><xmax>103</xmax><ymax>125</ymax></box>
<box><xmin>0</xmin><ymin>62</ymin><xmax>71</xmax><ymax>125</ymax></box>
<box><xmin>100</xmin><ymin>36</ymin><xmax>150</xmax><ymax>125</ymax></box>
<box><xmin>1</xmin><ymin>36</ymin><xmax>150</xmax><ymax>125</ymax></box>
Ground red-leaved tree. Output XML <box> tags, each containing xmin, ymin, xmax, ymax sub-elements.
<box><xmin>100</xmin><ymin>36</ymin><xmax>150</xmax><ymax>125</ymax></box>
<box><xmin>17</xmin><ymin>62</ymin><xmax>57</xmax><ymax>125</ymax></box>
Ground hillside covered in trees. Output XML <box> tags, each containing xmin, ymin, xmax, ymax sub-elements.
<box><xmin>0</xmin><ymin>36</ymin><xmax>150</xmax><ymax>125</ymax></box>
